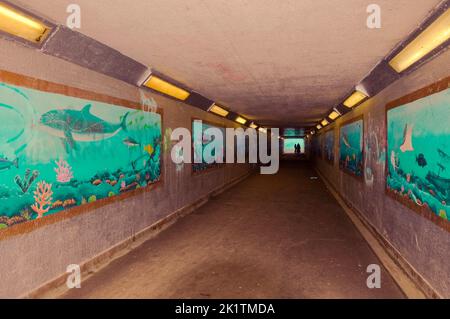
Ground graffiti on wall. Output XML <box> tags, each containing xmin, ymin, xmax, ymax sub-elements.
<box><xmin>363</xmin><ymin>112</ymin><xmax>386</xmax><ymax>187</ymax></box>
<box><xmin>339</xmin><ymin>118</ymin><xmax>364</xmax><ymax>177</ymax></box>
<box><xmin>324</xmin><ymin>129</ymin><xmax>335</xmax><ymax>164</ymax></box>
<box><xmin>192</xmin><ymin>120</ymin><xmax>225</xmax><ymax>173</ymax></box>
<box><xmin>387</xmin><ymin>86</ymin><xmax>450</xmax><ymax>223</ymax></box>
<box><xmin>0</xmin><ymin>81</ymin><xmax>162</xmax><ymax>230</ymax></box>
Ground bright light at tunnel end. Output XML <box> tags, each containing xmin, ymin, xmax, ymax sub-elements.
<box><xmin>169</xmin><ymin>122</ymin><xmax>281</xmax><ymax>175</ymax></box>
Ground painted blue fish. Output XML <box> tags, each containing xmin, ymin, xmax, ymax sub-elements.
<box><xmin>39</xmin><ymin>104</ymin><xmax>129</xmax><ymax>151</ymax></box>
<box><xmin>416</xmin><ymin>153</ymin><xmax>427</xmax><ymax>167</ymax></box>
<box><xmin>437</xmin><ymin>149</ymin><xmax>450</xmax><ymax>163</ymax></box>
<box><xmin>0</xmin><ymin>156</ymin><xmax>19</xmax><ymax>171</ymax></box>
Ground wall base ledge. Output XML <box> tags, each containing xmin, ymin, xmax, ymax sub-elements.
<box><xmin>316</xmin><ymin>168</ymin><xmax>441</xmax><ymax>299</ymax></box>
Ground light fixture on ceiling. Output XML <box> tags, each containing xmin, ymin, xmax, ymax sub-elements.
<box><xmin>328</xmin><ymin>109</ymin><xmax>341</xmax><ymax>120</ymax></box>
<box><xmin>143</xmin><ymin>75</ymin><xmax>190</xmax><ymax>101</ymax></box>
<box><xmin>316</xmin><ymin>124</ymin><xmax>322</xmax><ymax>130</ymax></box>
<box><xmin>0</xmin><ymin>2</ymin><xmax>51</xmax><ymax>44</ymax></box>
<box><xmin>235</xmin><ymin>116</ymin><xmax>247</xmax><ymax>125</ymax></box>
<box><xmin>208</xmin><ymin>103</ymin><xmax>229</xmax><ymax>117</ymax></box>
<box><xmin>343</xmin><ymin>90</ymin><xmax>367</xmax><ymax>108</ymax></box>
<box><xmin>249</xmin><ymin>122</ymin><xmax>258</xmax><ymax>129</ymax></box>
<box><xmin>388</xmin><ymin>8</ymin><xmax>450</xmax><ymax>73</ymax></box>
<box><xmin>321</xmin><ymin>119</ymin><xmax>329</xmax><ymax>127</ymax></box>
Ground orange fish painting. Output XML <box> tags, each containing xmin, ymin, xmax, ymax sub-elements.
<box><xmin>144</xmin><ymin>144</ymin><xmax>154</xmax><ymax>156</ymax></box>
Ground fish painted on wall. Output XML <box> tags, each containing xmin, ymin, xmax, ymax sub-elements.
<box><xmin>416</xmin><ymin>153</ymin><xmax>427</xmax><ymax>168</ymax></box>
<box><xmin>123</xmin><ymin>137</ymin><xmax>140</xmax><ymax>148</ymax></box>
<box><xmin>39</xmin><ymin>104</ymin><xmax>129</xmax><ymax>152</ymax></box>
<box><xmin>438</xmin><ymin>148</ymin><xmax>450</xmax><ymax>163</ymax></box>
<box><xmin>0</xmin><ymin>79</ymin><xmax>162</xmax><ymax>232</ymax></box>
<box><xmin>386</xmin><ymin>86</ymin><xmax>450</xmax><ymax>224</ymax></box>
<box><xmin>0</xmin><ymin>156</ymin><xmax>19</xmax><ymax>171</ymax></box>
<box><xmin>339</xmin><ymin>119</ymin><xmax>363</xmax><ymax>176</ymax></box>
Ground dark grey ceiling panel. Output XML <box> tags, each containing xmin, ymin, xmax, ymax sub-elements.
<box><xmin>185</xmin><ymin>92</ymin><xmax>214</xmax><ymax>111</ymax></box>
<box><xmin>359</xmin><ymin>61</ymin><xmax>400</xmax><ymax>97</ymax></box>
<box><xmin>42</xmin><ymin>26</ymin><xmax>148</xmax><ymax>86</ymax></box>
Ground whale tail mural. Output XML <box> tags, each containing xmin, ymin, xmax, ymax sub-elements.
<box><xmin>400</xmin><ymin>124</ymin><xmax>414</xmax><ymax>153</ymax></box>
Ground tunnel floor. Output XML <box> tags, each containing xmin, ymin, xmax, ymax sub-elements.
<box><xmin>61</xmin><ymin>161</ymin><xmax>404</xmax><ymax>298</ymax></box>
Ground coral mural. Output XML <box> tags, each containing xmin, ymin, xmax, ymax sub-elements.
<box><xmin>387</xmin><ymin>87</ymin><xmax>450</xmax><ymax>223</ymax></box>
<box><xmin>0</xmin><ymin>81</ymin><xmax>162</xmax><ymax>230</ymax></box>
<box><xmin>54</xmin><ymin>159</ymin><xmax>73</xmax><ymax>183</ymax></box>
<box><xmin>324</xmin><ymin>130</ymin><xmax>335</xmax><ymax>164</ymax></box>
<box><xmin>31</xmin><ymin>181</ymin><xmax>53</xmax><ymax>219</ymax></box>
<box><xmin>192</xmin><ymin>120</ymin><xmax>226</xmax><ymax>172</ymax></box>
<box><xmin>339</xmin><ymin>119</ymin><xmax>363</xmax><ymax>177</ymax></box>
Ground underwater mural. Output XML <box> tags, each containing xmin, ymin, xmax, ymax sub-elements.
<box><xmin>324</xmin><ymin>129</ymin><xmax>335</xmax><ymax>164</ymax></box>
<box><xmin>192</xmin><ymin>120</ymin><xmax>226</xmax><ymax>173</ymax></box>
<box><xmin>386</xmin><ymin>86</ymin><xmax>450</xmax><ymax>225</ymax></box>
<box><xmin>0</xmin><ymin>81</ymin><xmax>162</xmax><ymax>231</ymax></box>
<box><xmin>339</xmin><ymin>118</ymin><xmax>363</xmax><ymax>177</ymax></box>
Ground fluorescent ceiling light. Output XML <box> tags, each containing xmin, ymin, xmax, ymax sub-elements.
<box><xmin>321</xmin><ymin>119</ymin><xmax>329</xmax><ymax>127</ymax></box>
<box><xmin>0</xmin><ymin>2</ymin><xmax>51</xmax><ymax>43</ymax></box>
<box><xmin>209</xmin><ymin>104</ymin><xmax>229</xmax><ymax>117</ymax></box>
<box><xmin>249</xmin><ymin>123</ymin><xmax>258</xmax><ymax>129</ymax></box>
<box><xmin>143</xmin><ymin>75</ymin><xmax>190</xmax><ymax>101</ymax></box>
<box><xmin>389</xmin><ymin>8</ymin><xmax>450</xmax><ymax>73</ymax></box>
<box><xmin>316</xmin><ymin>124</ymin><xmax>322</xmax><ymax>130</ymax></box>
<box><xmin>343</xmin><ymin>90</ymin><xmax>367</xmax><ymax>108</ymax></box>
<box><xmin>328</xmin><ymin>110</ymin><xmax>340</xmax><ymax>120</ymax></box>
<box><xmin>235</xmin><ymin>116</ymin><xmax>247</xmax><ymax>125</ymax></box>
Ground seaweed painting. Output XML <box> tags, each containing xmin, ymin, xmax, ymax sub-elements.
<box><xmin>387</xmin><ymin>86</ymin><xmax>450</xmax><ymax>224</ymax></box>
<box><xmin>339</xmin><ymin>119</ymin><xmax>363</xmax><ymax>177</ymax></box>
<box><xmin>0</xmin><ymin>81</ymin><xmax>162</xmax><ymax>231</ymax></box>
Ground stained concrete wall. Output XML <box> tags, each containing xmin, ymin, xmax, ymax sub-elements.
<box><xmin>314</xmin><ymin>50</ymin><xmax>450</xmax><ymax>297</ymax></box>
<box><xmin>0</xmin><ymin>40</ymin><xmax>253</xmax><ymax>298</ymax></box>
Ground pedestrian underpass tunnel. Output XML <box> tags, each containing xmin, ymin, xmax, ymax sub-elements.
<box><xmin>0</xmin><ymin>0</ymin><xmax>449</xmax><ymax>299</ymax></box>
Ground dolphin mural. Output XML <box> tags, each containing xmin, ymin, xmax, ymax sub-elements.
<box><xmin>39</xmin><ymin>104</ymin><xmax>129</xmax><ymax>151</ymax></box>
<box><xmin>0</xmin><ymin>156</ymin><xmax>19</xmax><ymax>171</ymax></box>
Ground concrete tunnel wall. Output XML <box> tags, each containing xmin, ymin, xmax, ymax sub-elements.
<box><xmin>0</xmin><ymin>40</ymin><xmax>254</xmax><ymax>298</ymax></box>
<box><xmin>313</xmin><ymin>49</ymin><xmax>450</xmax><ymax>298</ymax></box>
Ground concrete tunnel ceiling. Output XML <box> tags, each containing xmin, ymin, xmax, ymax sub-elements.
<box><xmin>23</xmin><ymin>0</ymin><xmax>442</xmax><ymax>127</ymax></box>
